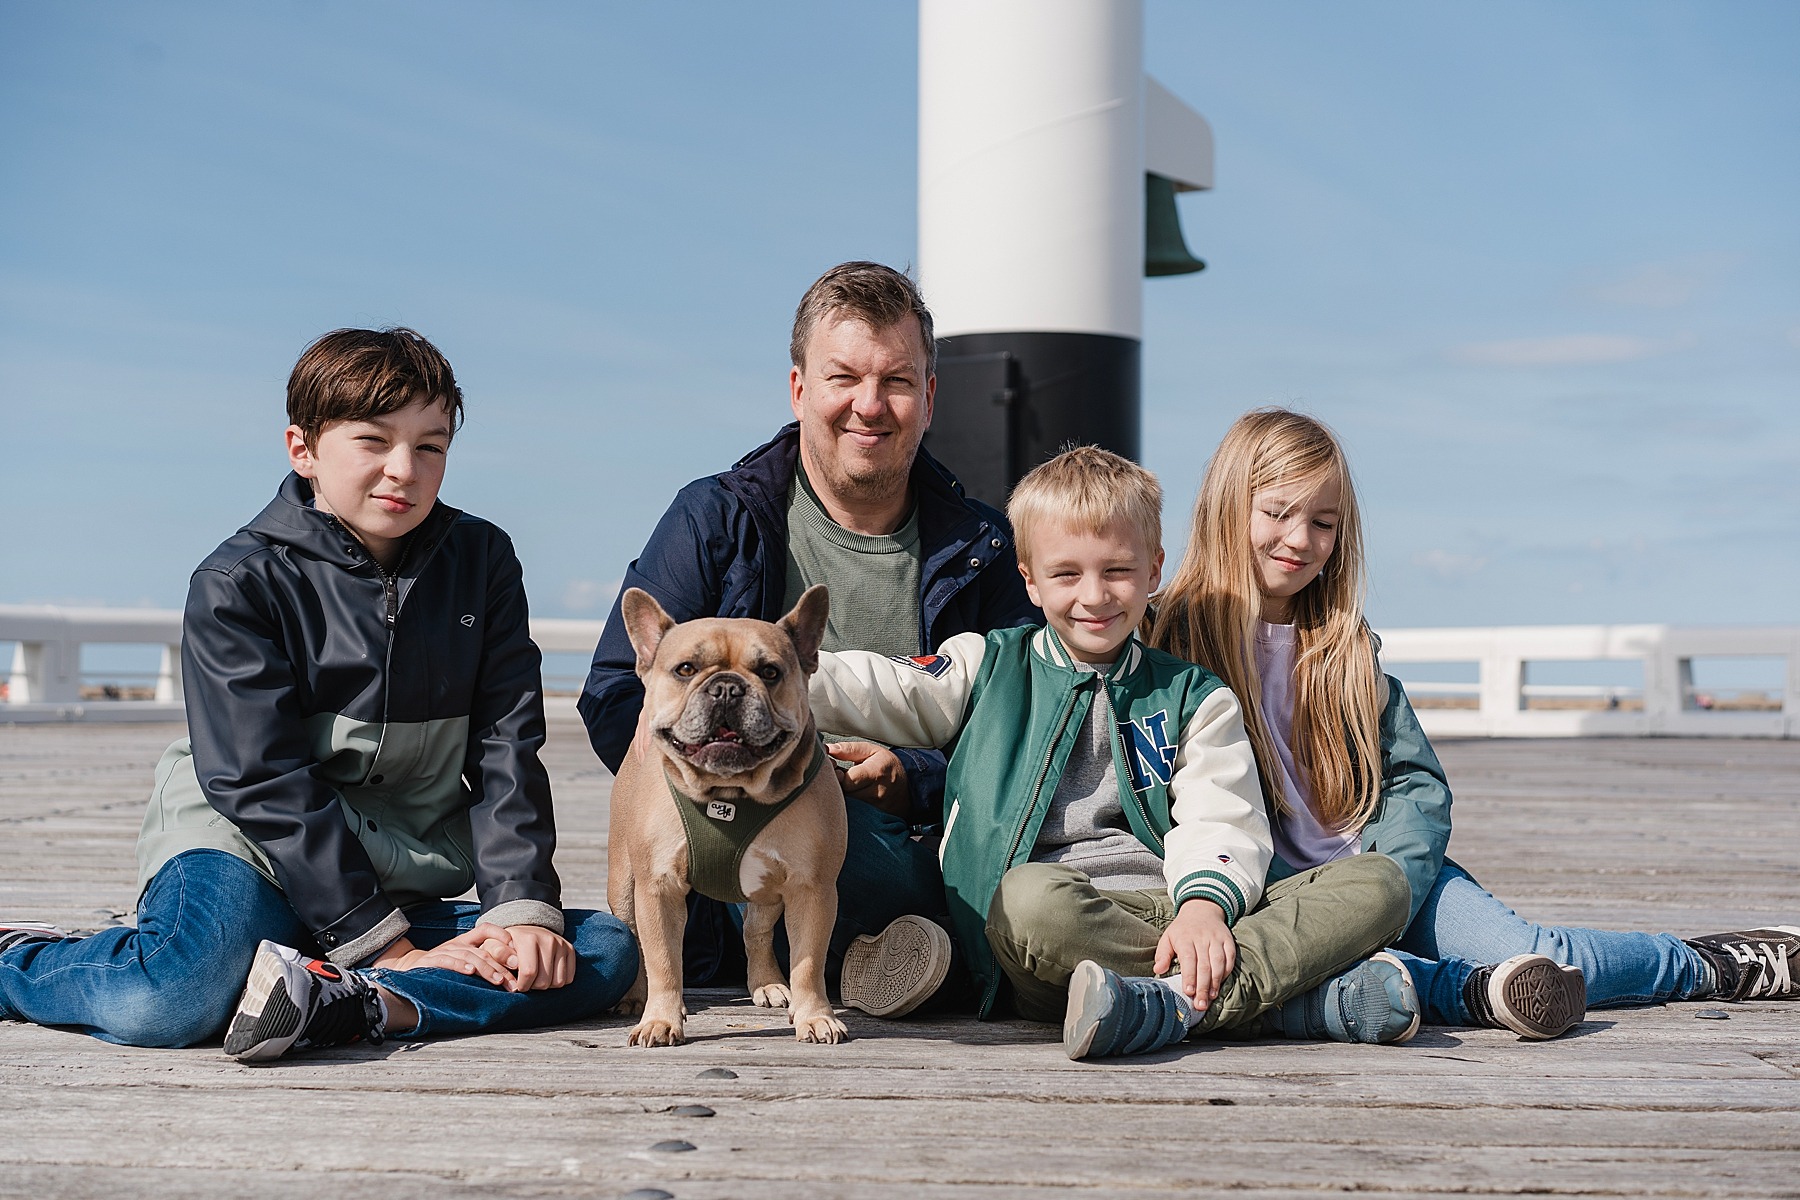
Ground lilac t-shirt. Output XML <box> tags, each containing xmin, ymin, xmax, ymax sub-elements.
<box><xmin>1254</xmin><ymin>621</ymin><xmax>1361</xmax><ymax>869</ymax></box>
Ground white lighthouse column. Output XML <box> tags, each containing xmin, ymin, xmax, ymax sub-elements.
<box><xmin>918</xmin><ymin>0</ymin><xmax>1146</xmax><ymax>506</ymax></box>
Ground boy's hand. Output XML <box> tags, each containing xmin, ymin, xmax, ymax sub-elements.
<box><xmin>370</xmin><ymin>925</ymin><xmax>515</xmax><ymax>988</ymax></box>
<box><xmin>480</xmin><ymin>924</ymin><xmax>576</xmax><ymax>992</ymax></box>
<box><xmin>1154</xmin><ymin>899</ymin><xmax>1237</xmax><ymax>1010</ymax></box>
<box><xmin>827</xmin><ymin>741</ymin><xmax>911</xmax><ymax>818</ymax></box>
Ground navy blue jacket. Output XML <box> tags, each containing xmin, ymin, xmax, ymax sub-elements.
<box><xmin>578</xmin><ymin>423</ymin><xmax>1039</xmax><ymax>819</ymax></box>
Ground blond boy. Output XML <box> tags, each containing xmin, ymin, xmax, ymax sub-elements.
<box><xmin>809</xmin><ymin>447</ymin><xmax>1419</xmax><ymax>1056</ymax></box>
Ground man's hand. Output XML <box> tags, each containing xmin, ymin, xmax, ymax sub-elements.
<box><xmin>827</xmin><ymin>741</ymin><xmax>911</xmax><ymax>818</ymax></box>
<box><xmin>476</xmin><ymin>924</ymin><xmax>577</xmax><ymax>992</ymax></box>
<box><xmin>369</xmin><ymin>924</ymin><xmax>515</xmax><ymax>988</ymax></box>
<box><xmin>1153</xmin><ymin>899</ymin><xmax>1237</xmax><ymax>1010</ymax></box>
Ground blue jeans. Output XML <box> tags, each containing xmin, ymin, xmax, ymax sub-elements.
<box><xmin>1390</xmin><ymin>860</ymin><xmax>1711</xmax><ymax>1025</ymax></box>
<box><xmin>0</xmin><ymin>849</ymin><xmax>639</xmax><ymax>1047</ymax></box>
<box><xmin>684</xmin><ymin>796</ymin><xmax>951</xmax><ymax>986</ymax></box>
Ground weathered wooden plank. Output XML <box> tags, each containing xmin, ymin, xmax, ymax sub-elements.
<box><xmin>2</xmin><ymin>722</ymin><xmax>1797</xmax><ymax>1197</ymax></box>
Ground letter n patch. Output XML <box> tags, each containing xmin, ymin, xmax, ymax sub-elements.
<box><xmin>1119</xmin><ymin>709</ymin><xmax>1177</xmax><ymax>792</ymax></box>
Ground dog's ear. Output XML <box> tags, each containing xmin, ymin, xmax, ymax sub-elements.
<box><xmin>620</xmin><ymin>588</ymin><xmax>677</xmax><ymax>676</ymax></box>
<box><xmin>778</xmin><ymin>584</ymin><xmax>829</xmax><ymax>673</ymax></box>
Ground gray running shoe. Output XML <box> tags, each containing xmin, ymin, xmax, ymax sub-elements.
<box><xmin>224</xmin><ymin>941</ymin><xmax>384</xmax><ymax>1062</ymax></box>
<box><xmin>839</xmin><ymin>915</ymin><xmax>952</xmax><ymax>1018</ymax></box>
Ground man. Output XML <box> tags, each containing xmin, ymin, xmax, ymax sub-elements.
<box><xmin>580</xmin><ymin>261</ymin><xmax>1038</xmax><ymax>1015</ymax></box>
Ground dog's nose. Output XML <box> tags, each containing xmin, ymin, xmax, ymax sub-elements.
<box><xmin>705</xmin><ymin>674</ymin><xmax>745</xmax><ymax>704</ymax></box>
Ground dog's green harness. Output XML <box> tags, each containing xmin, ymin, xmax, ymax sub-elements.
<box><xmin>666</xmin><ymin>740</ymin><xmax>827</xmax><ymax>904</ymax></box>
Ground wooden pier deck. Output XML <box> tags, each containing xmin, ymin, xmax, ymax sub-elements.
<box><xmin>2</xmin><ymin>720</ymin><xmax>1797</xmax><ymax>1199</ymax></box>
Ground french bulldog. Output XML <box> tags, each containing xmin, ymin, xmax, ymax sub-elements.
<box><xmin>608</xmin><ymin>584</ymin><xmax>848</xmax><ymax>1046</ymax></box>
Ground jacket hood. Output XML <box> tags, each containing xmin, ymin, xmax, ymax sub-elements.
<box><xmin>240</xmin><ymin>472</ymin><xmax>461</xmax><ymax>571</ymax></box>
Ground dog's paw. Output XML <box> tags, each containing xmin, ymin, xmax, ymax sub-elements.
<box><xmin>793</xmin><ymin>1012</ymin><xmax>848</xmax><ymax>1044</ymax></box>
<box><xmin>614</xmin><ymin>995</ymin><xmax>646</xmax><ymax>1017</ymax></box>
<box><xmin>751</xmin><ymin>982</ymin><xmax>792</xmax><ymax>1009</ymax></box>
<box><xmin>627</xmin><ymin>1017</ymin><xmax>686</xmax><ymax>1047</ymax></box>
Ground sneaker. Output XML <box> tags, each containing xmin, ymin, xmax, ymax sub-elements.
<box><xmin>223</xmin><ymin>940</ymin><xmax>384</xmax><ymax>1063</ymax></box>
<box><xmin>1063</xmin><ymin>959</ymin><xmax>1192</xmax><ymax>1060</ymax></box>
<box><xmin>839</xmin><ymin>915</ymin><xmax>952</xmax><ymax>1018</ymax></box>
<box><xmin>1266</xmin><ymin>951</ymin><xmax>1421</xmax><ymax>1044</ymax></box>
<box><xmin>1482</xmin><ymin>953</ymin><xmax>1586</xmax><ymax>1039</ymax></box>
<box><xmin>1686</xmin><ymin>927</ymin><xmax>1800</xmax><ymax>1001</ymax></box>
<box><xmin>0</xmin><ymin>924</ymin><xmax>71</xmax><ymax>954</ymax></box>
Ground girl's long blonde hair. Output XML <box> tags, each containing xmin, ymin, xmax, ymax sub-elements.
<box><xmin>1149</xmin><ymin>408</ymin><xmax>1386</xmax><ymax>832</ymax></box>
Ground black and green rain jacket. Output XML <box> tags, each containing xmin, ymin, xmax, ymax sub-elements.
<box><xmin>135</xmin><ymin>473</ymin><xmax>562</xmax><ymax>965</ymax></box>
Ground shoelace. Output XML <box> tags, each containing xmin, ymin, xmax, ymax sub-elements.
<box><xmin>1731</xmin><ymin>941</ymin><xmax>1794</xmax><ymax>999</ymax></box>
<box><xmin>296</xmin><ymin>980</ymin><xmax>385</xmax><ymax>1049</ymax></box>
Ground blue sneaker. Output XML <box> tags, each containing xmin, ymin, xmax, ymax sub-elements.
<box><xmin>1063</xmin><ymin>960</ymin><xmax>1193</xmax><ymax>1060</ymax></box>
<box><xmin>1266</xmin><ymin>951</ymin><xmax>1421</xmax><ymax>1044</ymax></box>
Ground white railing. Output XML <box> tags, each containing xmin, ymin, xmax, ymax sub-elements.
<box><xmin>1378</xmin><ymin>624</ymin><xmax>1798</xmax><ymax>739</ymax></box>
<box><xmin>1</xmin><ymin>606</ymin><xmax>186</xmax><ymax>722</ymax></box>
<box><xmin>3</xmin><ymin>606</ymin><xmax>1795</xmax><ymax>738</ymax></box>
<box><xmin>0</xmin><ymin>605</ymin><xmax>608</xmax><ymax>724</ymax></box>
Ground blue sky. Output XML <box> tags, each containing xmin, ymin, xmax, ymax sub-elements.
<box><xmin>3</xmin><ymin>1</ymin><xmax>1796</xmax><ymax>633</ymax></box>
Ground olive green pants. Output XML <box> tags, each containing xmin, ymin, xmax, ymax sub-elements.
<box><xmin>985</xmin><ymin>854</ymin><xmax>1411</xmax><ymax>1030</ymax></box>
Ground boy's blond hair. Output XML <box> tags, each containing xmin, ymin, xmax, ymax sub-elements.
<box><xmin>1006</xmin><ymin>445</ymin><xmax>1162</xmax><ymax>564</ymax></box>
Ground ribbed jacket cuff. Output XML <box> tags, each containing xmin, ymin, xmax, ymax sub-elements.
<box><xmin>332</xmin><ymin>909</ymin><xmax>410</xmax><ymax>966</ymax></box>
<box><xmin>1172</xmin><ymin>871</ymin><xmax>1249</xmax><ymax>926</ymax></box>
<box><xmin>480</xmin><ymin>899</ymin><xmax>565</xmax><ymax>935</ymax></box>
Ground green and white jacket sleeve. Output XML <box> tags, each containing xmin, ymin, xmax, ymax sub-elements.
<box><xmin>808</xmin><ymin>632</ymin><xmax>990</xmax><ymax>749</ymax></box>
<box><xmin>1161</xmin><ymin>686</ymin><xmax>1273</xmax><ymax>925</ymax></box>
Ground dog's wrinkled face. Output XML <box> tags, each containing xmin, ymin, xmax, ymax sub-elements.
<box><xmin>621</xmin><ymin>586</ymin><xmax>829</xmax><ymax>783</ymax></box>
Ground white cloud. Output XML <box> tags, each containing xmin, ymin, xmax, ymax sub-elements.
<box><xmin>562</xmin><ymin>578</ymin><xmax>620</xmax><ymax>613</ymax></box>
<box><xmin>1447</xmin><ymin>333</ymin><xmax>1691</xmax><ymax>367</ymax></box>
<box><xmin>1413</xmin><ymin>549</ymin><xmax>1488</xmax><ymax>580</ymax></box>
<box><xmin>1577</xmin><ymin>255</ymin><xmax>1736</xmax><ymax>309</ymax></box>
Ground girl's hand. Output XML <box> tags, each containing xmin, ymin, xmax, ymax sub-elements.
<box><xmin>1154</xmin><ymin>899</ymin><xmax>1237</xmax><ymax>1010</ymax></box>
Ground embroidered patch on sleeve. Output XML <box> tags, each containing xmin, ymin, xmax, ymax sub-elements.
<box><xmin>1119</xmin><ymin>709</ymin><xmax>1177</xmax><ymax>790</ymax></box>
<box><xmin>890</xmin><ymin>654</ymin><xmax>953</xmax><ymax>678</ymax></box>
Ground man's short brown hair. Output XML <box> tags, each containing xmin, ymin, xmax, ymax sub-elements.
<box><xmin>789</xmin><ymin>261</ymin><xmax>937</xmax><ymax>375</ymax></box>
<box><xmin>286</xmin><ymin>327</ymin><xmax>464</xmax><ymax>447</ymax></box>
<box><xmin>1007</xmin><ymin>445</ymin><xmax>1163</xmax><ymax>566</ymax></box>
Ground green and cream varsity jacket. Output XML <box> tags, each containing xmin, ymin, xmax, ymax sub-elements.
<box><xmin>810</xmin><ymin>625</ymin><xmax>1271</xmax><ymax>1017</ymax></box>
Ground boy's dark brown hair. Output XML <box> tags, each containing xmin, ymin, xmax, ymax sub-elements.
<box><xmin>286</xmin><ymin>327</ymin><xmax>464</xmax><ymax>447</ymax></box>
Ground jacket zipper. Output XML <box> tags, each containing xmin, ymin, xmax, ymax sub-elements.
<box><xmin>382</xmin><ymin>567</ymin><xmax>400</xmax><ymax>628</ymax></box>
<box><xmin>980</xmin><ymin>683</ymin><xmax>1082</xmax><ymax>1015</ymax></box>
<box><xmin>1099</xmin><ymin>677</ymin><xmax>1163</xmax><ymax>853</ymax></box>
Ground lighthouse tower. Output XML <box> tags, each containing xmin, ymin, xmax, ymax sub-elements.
<box><xmin>919</xmin><ymin>0</ymin><xmax>1213</xmax><ymax>506</ymax></box>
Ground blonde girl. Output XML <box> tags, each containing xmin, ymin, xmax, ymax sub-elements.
<box><xmin>1150</xmin><ymin>408</ymin><xmax>1795</xmax><ymax>1035</ymax></box>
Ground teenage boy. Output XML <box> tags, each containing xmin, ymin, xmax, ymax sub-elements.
<box><xmin>805</xmin><ymin>447</ymin><xmax>1422</xmax><ymax>1057</ymax></box>
<box><xmin>0</xmin><ymin>328</ymin><xmax>637</xmax><ymax>1059</ymax></box>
